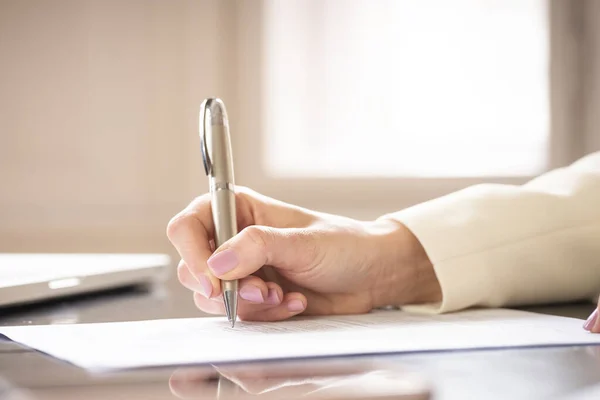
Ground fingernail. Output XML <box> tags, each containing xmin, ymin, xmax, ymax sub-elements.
<box><xmin>266</xmin><ymin>289</ymin><xmax>280</xmax><ymax>305</ymax></box>
<box><xmin>583</xmin><ymin>309</ymin><xmax>598</xmax><ymax>331</ymax></box>
<box><xmin>287</xmin><ymin>299</ymin><xmax>305</xmax><ymax>312</ymax></box>
<box><xmin>207</xmin><ymin>249</ymin><xmax>239</xmax><ymax>276</ymax></box>
<box><xmin>197</xmin><ymin>275</ymin><xmax>213</xmax><ymax>298</ymax></box>
<box><xmin>240</xmin><ymin>286</ymin><xmax>264</xmax><ymax>303</ymax></box>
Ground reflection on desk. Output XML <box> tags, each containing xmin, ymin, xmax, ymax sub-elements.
<box><xmin>168</xmin><ymin>358</ymin><xmax>430</xmax><ymax>400</ymax></box>
<box><xmin>564</xmin><ymin>382</ymin><xmax>600</xmax><ymax>400</ymax></box>
<box><xmin>0</xmin><ymin>284</ymin><xmax>598</xmax><ymax>400</ymax></box>
<box><xmin>2</xmin><ymin>360</ymin><xmax>431</xmax><ymax>400</ymax></box>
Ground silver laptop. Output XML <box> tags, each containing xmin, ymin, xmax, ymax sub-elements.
<box><xmin>0</xmin><ymin>253</ymin><xmax>171</xmax><ymax>307</ymax></box>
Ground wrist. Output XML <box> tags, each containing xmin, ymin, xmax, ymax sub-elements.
<box><xmin>365</xmin><ymin>217</ymin><xmax>442</xmax><ymax>309</ymax></box>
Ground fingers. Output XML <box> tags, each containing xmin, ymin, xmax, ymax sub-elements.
<box><xmin>584</xmin><ymin>298</ymin><xmax>600</xmax><ymax>333</ymax></box>
<box><xmin>168</xmin><ymin>189</ymin><xmax>320</xmax><ymax>301</ymax></box>
<box><xmin>206</xmin><ymin>225</ymin><xmax>320</xmax><ymax>281</ymax></box>
<box><xmin>193</xmin><ymin>293</ymin><xmax>226</xmax><ymax>315</ymax></box>
<box><xmin>242</xmin><ymin>292</ymin><xmax>307</xmax><ymax>322</ymax></box>
<box><xmin>238</xmin><ymin>275</ymin><xmax>269</xmax><ymax>304</ymax></box>
<box><xmin>264</xmin><ymin>281</ymin><xmax>284</xmax><ymax>306</ymax></box>
<box><xmin>182</xmin><ymin>269</ymin><xmax>277</xmax><ymax>304</ymax></box>
<box><xmin>192</xmin><ymin>279</ymin><xmax>283</xmax><ymax>316</ymax></box>
<box><xmin>191</xmin><ymin>279</ymin><xmax>307</xmax><ymax>321</ymax></box>
<box><xmin>178</xmin><ymin>260</ymin><xmax>220</xmax><ymax>298</ymax></box>
<box><xmin>167</xmin><ymin>194</ymin><xmax>216</xmax><ymax>284</ymax></box>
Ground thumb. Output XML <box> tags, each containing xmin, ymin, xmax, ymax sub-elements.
<box><xmin>206</xmin><ymin>225</ymin><xmax>319</xmax><ymax>280</ymax></box>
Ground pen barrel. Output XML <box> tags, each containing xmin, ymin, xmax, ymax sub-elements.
<box><xmin>210</xmin><ymin>185</ymin><xmax>238</xmax><ymax>293</ymax></box>
<box><xmin>210</xmin><ymin>185</ymin><xmax>237</xmax><ymax>248</ymax></box>
<box><xmin>205</xmin><ymin>109</ymin><xmax>234</xmax><ymax>184</ymax></box>
<box><xmin>201</xmin><ymin>97</ymin><xmax>238</xmax><ymax>323</ymax></box>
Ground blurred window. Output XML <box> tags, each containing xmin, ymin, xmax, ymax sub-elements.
<box><xmin>261</xmin><ymin>0</ymin><xmax>549</xmax><ymax>178</ymax></box>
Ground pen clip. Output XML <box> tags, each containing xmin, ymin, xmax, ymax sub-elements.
<box><xmin>199</xmin><ymin>99</ymin><xmax>212</xmax><ymax>176</ymax></box>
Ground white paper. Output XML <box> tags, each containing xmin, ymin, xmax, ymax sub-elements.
<box><xmin>1</xmin><ymin>308</ymin><xmax>598</xmax><ymax>371</ymax></box>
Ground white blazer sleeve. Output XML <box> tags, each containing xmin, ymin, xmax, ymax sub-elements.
<box><xmin>386</xmin><ymin>152</ymin><xmax>600</xmax><ymax>314</ymax></box>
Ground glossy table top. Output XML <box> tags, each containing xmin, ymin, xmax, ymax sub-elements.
<box><xmin>1</xmin><ymin>283</ymin><xmax>599</xmax><ymax>400</ymax></box>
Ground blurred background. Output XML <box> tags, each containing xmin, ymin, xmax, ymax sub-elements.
<box><xmin>1</xmin><ymin>0</ymin><xmax>599</xmax><ymax>285</ymax></box>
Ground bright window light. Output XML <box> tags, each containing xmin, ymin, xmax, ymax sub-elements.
<box><xmin>262</xmin><ymin>0</ymin><xmax>549</xmax><ymax>177</ymax></box>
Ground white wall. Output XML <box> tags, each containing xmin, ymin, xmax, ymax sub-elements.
<box><xmin>0</xmin><ymin>0</ymin><xmax>236</xmax><ymax>256</ymax></box>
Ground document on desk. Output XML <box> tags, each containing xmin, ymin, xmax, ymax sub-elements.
<box><xmin>0</xmin><ymin>308</ymin><xmax>598</xmax><ymax>371</ymax></box>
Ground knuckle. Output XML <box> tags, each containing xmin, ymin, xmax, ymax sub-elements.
<box><xmin>166</xmin><ymin>212</ymin><xmax>192</xmax><ymax>240</ymax></box>
<box><xmin>166</xmin><ymin>194</ymin><xmax>211</xmax><ymax>240</ymax></box>
<box><xmin>235</xmin><ymin>188</ymin><xmax>256</xmax><ymax>208</ymax></box>
<box><xmin>235</xmin><ymin>191</ymin><xmax>251</xmax><ymax>208</ymax></box>
<box><xmin>235</xmin><ymin>186</ymin><xmax>262</xmax><ymax>205</ymax></box>
<box><xmin>190</xmin><ymin>193</ymin><xmax>211</xmax><ymax>208</ymax></box>
<box><xmin>242</xmin><ymin>225</ymin><xmax>271</xmax><ymax>253</ymax></box>
<box><xmin>235</xmin><ymin>185</ymin><xmax>250</xmax><ymax>195</ymax></box>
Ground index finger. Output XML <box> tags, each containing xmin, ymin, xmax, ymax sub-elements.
<box><xmin>167</xmin><ymin>194</ymin><xmax>221</xmax><ymax>295</ymax></box>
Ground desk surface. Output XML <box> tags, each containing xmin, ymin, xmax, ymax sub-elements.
<box><xmin>0</xmin><ymin>284</ymin><xmax>599</xmax><ymax>400</ymax></box>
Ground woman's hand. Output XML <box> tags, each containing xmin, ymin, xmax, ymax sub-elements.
<box><xmin>584</xmin><ymin>298</ymin><xmax>599</xmax><ymax>333</ymax></box>
<box><xmin>167</xmin><ymin>186</ymin><xmax>441</xmax><ymax>322</ymax></box>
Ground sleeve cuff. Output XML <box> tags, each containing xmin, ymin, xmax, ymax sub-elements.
<box><xmin>381</xmin><ymin>186</ymin><xmax>502</xmax><ymax>314</ymax></box>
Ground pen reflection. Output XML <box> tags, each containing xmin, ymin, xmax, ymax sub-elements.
<box><xmin>168</xmin><ymin>359</ymin><xmax>431</xmax><ymax>400</ymax></box>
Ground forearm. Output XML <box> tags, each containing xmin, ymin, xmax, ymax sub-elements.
<box><xmin>380</xmin><ymin>152</ymin><xmax>600</xmax><ymax>313</ymax></box>
<box><xmin>366</xmin><ymin>218</ymin><xmax>442</xmax><ymax>309</ymax></box>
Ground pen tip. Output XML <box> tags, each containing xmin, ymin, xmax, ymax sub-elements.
<box><xmin>223</xmin><ymin>289</ymin><xmax>238</xmax><ymax>328</ymax></box>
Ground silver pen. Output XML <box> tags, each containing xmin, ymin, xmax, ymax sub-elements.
<box><xmin>200</xmin><ymin>98</ymin><xmax>238</xmax><ymax>327</ymax></box>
